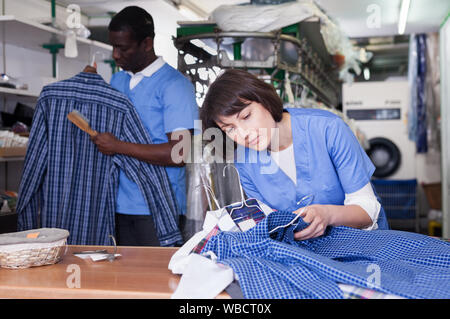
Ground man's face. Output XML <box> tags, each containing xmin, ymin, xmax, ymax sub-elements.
<box><xmin>108</xmin><ymin>30</ymin><xmax>149</xmax><ymax>73</ymax></box>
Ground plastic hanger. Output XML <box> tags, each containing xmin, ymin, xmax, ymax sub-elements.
<box><xmin>299</xmin><ymin>84</ymin><xmax>308</xmax><ymax>107</ymax></box>
<box><xmin>90</xmin><ymin>51</ymin><xmax>105</xmax><ymax>67</ymax></box>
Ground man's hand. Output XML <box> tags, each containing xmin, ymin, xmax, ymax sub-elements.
<box><xmin>83</xmin><ymin>62</ymin><xmax>97</xmax><ymax>74</ymax></box>
<box><xmin>293</xmin><ymin>204</ymin><xmax>333</xmax><ymax>240</ymax></box>
<box><xmin>91</xmin><ymin>132</ymin><xmax>120</xmax><ymax>156</ymax></box>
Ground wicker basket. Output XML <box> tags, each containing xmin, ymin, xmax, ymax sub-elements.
<box><xmin>0</xmin><ymin>228</ymin><xmax>69</xmax><ymax>269</ymax></box>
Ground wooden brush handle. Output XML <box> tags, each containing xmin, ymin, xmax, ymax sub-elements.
<box><xmin>85</xmin><ymin>128</ymin><xmax>98</xmax><ymax>137</ymax></box>
<box><xmin>67</xmin><ymin>112</ymin><xmax>98</xmax><ymax>137</ymax></box>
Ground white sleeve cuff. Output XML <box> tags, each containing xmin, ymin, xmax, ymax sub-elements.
<box><xmin>344</xmin><ymin>182</ymin><xmax>381</xmax><ymax>231</ymax></box>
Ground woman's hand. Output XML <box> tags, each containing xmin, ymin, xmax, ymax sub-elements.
<box><xmin>91</xmin><ymin>132</ymin><xmax>120</xmax><ymax>155</ymax></box>
<box><xmin>293</xmin><ymin>204</ymin><xmax>333</xmax><ymax>240</ymax></box>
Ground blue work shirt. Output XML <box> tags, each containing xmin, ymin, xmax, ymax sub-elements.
<box><xmin>111</xmin><ymin>62</ymin><xmax>198</xmax><ymax>215</ymax></box>
<box><xmin>234</xmin><ymin>108</ymin><xmax>389</xmax><ymax>229</ymax></box>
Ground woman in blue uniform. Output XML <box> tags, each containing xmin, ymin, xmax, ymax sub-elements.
<box><xmin>200</xmin><ymin>69</ymin><xmax>388</xmax><ymax>240</ymax></box>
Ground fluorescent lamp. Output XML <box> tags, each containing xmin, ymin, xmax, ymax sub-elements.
<box><xmin>398</xmin><ymin>0</ymin><xmax>411</xmax><ymax>35</ymax></box>
<box><xmin>178</xmin><ymin>4</ymin><xmax>203</xmax><ymax>21</ymax></box>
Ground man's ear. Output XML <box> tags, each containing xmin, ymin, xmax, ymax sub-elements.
<box><xmin>143</xmin><ymin>37</ymin><xmax>154</xmax><ymax>53</ymax></box>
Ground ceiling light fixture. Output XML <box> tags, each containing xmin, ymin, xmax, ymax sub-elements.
<box><xmin>173</xmin><ymin>0</ymin><xmax>208</xmax><ymax>21</ymax></box>
<box><xmin>178</xmin><ymin>4</ymin><xmax>203</xmax><ymax>21</ymax></box>
<box><xmin>398</xmin><ymin>0</ymin><xmax>411</xmax><ymax>35</ymax></box>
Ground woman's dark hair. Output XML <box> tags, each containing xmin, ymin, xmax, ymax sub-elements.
<box><xmin>200</xmin><ymin>69</ymin><xmax>283</xmax><ymax>132</ymax></box>
<box><xmin>108</xmin><ymin>6</ymin><xmax>155</xmax><ymax>42</ymax></box>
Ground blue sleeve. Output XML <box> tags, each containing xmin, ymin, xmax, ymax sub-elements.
<box><xmin>326</xmin><ymin>117</ymin><xmax>375</xmax><ymax>194</ymax></box>
<box><xmin>162</xmin><ymin>77</ymin><xmax>198</xmax><ymax>133</ymax></box>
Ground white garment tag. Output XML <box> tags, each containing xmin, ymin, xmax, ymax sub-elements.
<box><xmin>238</xmin><ymin>219</ymin><xmax>256</xmax><ymax>231</ymax></box>
<box><xmin>202</xmin><ymin>209</ymin><xmax>222</xmax><ymax>231</ymax></box>
<box><xmin>218</xmin><ymin>213</ymin><xmax>239</xmax><ymax>231</ymax></box>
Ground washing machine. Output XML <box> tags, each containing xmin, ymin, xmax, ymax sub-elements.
<box><xmin>342</xmin><ymin>80</ymin><xmax>416</xmax><ymax>180</ymax></box>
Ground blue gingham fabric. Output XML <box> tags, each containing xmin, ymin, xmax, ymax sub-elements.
<box><xmin>16</xmin><ymin>72</ymin><xmax>182</xmax><ymax>246</ymax></box>
<box><xmin>203</xmin><ymin>210</ymin><xmax>450</xmax><ymax>299</ymax></box>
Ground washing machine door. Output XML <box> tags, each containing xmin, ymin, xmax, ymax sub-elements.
<box><xmin>366</xmin><ymin>137</ymin><xmax>401</xmax><ymax>178</ymax></box>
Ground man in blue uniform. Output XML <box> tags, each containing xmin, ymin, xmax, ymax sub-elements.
<box><xmin>87</xmin><ymin>6</ymin><xmax>198</xmax><ymax>246</ymax></box>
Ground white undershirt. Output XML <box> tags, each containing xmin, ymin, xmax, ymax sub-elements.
<box><xmin>270</xmin><ymin>143</ymin><xmax>380</xmax><ymax>230</ymax></box>
<box><xmin>270</xmin><ymin>144</ymin><xmax>297</xmax><ymax>185</ymax></box>
<box><xmin>126</xmin><ymin>56</ymin><xmax>166</xmax><ymax>90</ymax></box>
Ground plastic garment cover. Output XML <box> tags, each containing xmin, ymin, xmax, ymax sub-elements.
<box><xmin>425</xmin><ymin>32</ymin><xmax>441</xmax><ymax>152</ymax></box>
<box><xmin>211</xmin><ymin>0</ymin><xmax>316</xmax><ymax>32</ymax></box>
<box><xmin>408</xmin><ymin>32</ymin><xmax>431</xmax><ymax>154</ymax></box>
<box><xmin>408</xmin><ymin>34</ymin><xmax>418</xmax><ymax>142</ymax></box>
<box><xmin>416</xmin><ymin>34</ymin><xmax>428</xmax><ymax>153</ymax></box>
<box><xmin>183</xmin><ymin>162</ymin><xmax>210</xmax><ymax>240</ymax></box>
<box><xmin>182</xmin><ymin>138</ymin><xmax>255</xmax><ymax>241</ymax></box>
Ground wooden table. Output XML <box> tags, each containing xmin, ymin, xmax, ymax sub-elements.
<box><xmin>0</xmin><ymin>245</ymin><xmax>222</xmax><ymax>299</ymax></box>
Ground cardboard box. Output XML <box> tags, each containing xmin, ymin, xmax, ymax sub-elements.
<box><xmin>0</xmin><ymin>146</ymin><xmax>27</xmax><ymax>157</ymax></box>
<box><xmin>422</xmin><ymin>183</ymin><xmax>442</xmax><ymax>210</ymax></box>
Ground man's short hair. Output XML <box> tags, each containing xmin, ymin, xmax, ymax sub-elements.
<box><xmin>108</xmin><ymin>6</ymin><xmax>155</xmax><ymax>42</ymax></box>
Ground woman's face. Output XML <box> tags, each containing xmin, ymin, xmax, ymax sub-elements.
<box><xmin>216</xmin><ymin>101</ymin><xmax>277</xmax><ymax>151</ymax></box>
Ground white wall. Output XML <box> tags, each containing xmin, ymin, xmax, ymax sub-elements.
<box><xmin>3</xmin><ymin>0</ymin><xmax>89</xmax><ymax>26</ymax></box>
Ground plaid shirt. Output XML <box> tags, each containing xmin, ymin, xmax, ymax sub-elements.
<box><xmin>16</xmin><ymin>72</ymin><xmax>182</xmax><ymax>246</ymax></box>
<box><xmin>203</xmin><ymin>210</ymin><xmax>450</xmax><ymax>299</ymax></box>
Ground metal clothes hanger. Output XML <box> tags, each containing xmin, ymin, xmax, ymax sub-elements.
<box><xmin>222</xmin><ymin>164</ymin><xmax>262</xmax><ymax>217</ymax></box>
<box><xmin>269</xmin><ymin>194</ymin><xmax>315</xmax><ymax>234</ymax></box>
<box><xmin>195</xmin><ymin>182</ymin><xmax>221</xmax><ymax>211</ymax></box>
<box><xmin>106</xmin><ymin>235</ymin><xmax>118</xmax><ymax>262</ymax></box>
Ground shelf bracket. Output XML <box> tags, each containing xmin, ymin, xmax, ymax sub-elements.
<box><xmin>103</xmin><ymin>59</ymin><xmax>119</xmax><ymax>74</ymax></box>
<box><xmin>42</xmin><ymin>42</ymin><xmax>64</xmax><ymax>78</ymax></box>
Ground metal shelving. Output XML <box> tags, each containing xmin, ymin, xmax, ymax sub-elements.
<box><xmin>0</xmin><ymin>15</ymin><xmax>111</xmax><ymax>60</ymax></box>
<box><xmin>174</xmin><ymin>20</ymin><xmax>341</xmax><ymax>108</ymax></box>
<box><xmin>0</xmin><ymin>87</ymin><xmax>39</xmax><ymax>98</ymax></box>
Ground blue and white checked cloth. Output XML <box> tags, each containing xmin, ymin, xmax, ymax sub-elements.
<box><xmin>16</xmin><ymin>72</ymin><xmax>182</xmax><ymax>246</ymax></box>
<box><xmin>203</xmin><ymin>211</ymin><xmax>450</xmax><ymax>299</ymax></box>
